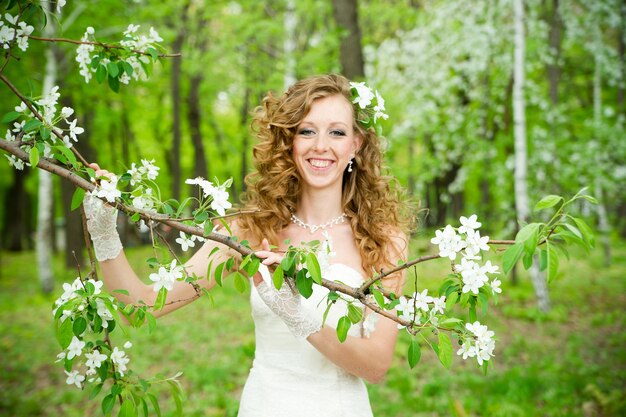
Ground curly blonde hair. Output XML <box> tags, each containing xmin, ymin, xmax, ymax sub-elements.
<box><xmin>238</xmin><ymin>74</ymin><xmax>412</xmax><ymax>282</ymax></box>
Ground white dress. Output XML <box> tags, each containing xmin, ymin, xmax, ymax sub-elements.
<box><xmin>237</xmin><ymin>263</ymin><xmax>374</xmax><ymax>417</ymax></box>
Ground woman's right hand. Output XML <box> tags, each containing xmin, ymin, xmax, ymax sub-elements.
<box><xmin>84</xmin><ymin>162</ymin><xmax>123</xmax><ymax>262</ymax></box>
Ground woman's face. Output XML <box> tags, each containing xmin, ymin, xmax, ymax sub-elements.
<box><xmin>292</xmin><ymin>94</ymin><xmax>361</xmax><ymax>192</ymax></box>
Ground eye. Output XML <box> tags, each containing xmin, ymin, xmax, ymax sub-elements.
<box><xmin>330</xmin><ymin>129</ymin><xmax>346</xmax><ymax>137</ymax></box>
<box><xmin>298</xmin><ymin>128</ymin><xmax>315</xmax><ymax>137</ymax></box>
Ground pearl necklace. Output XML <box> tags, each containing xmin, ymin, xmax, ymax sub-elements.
<box><xmin>290</xmin><ymin>212</ymin><xmax>346</xmax><ymax>234</ymax></box>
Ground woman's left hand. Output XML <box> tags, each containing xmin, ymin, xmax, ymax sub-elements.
<box><xmin>252</xmin><ymin>238</ymin><xmax>283</xmax><ymax>286</ymax></box>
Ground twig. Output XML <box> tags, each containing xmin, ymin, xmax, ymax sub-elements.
<box><xmin>0</xmin><ymin>73</ymin><xmax>90</xmax><ymax>166</ymax></box>
<box><xmin>28</xmin><ymin>35</ymin><xmax>181</xmax><ymax>58</ymax></box>
<box><xmin>80</xmin><ymin>205</ymin><xmax>98</xmax><ymax>280</ymax></box>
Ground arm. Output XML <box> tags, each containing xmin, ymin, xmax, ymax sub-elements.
<box><xmin>254</xmin><ymin>233</ymin><xmax>408</xmax><ymax>383</ymax></box>
<box><xmin>85</xmin><ymin>163</ymin><xmax>241</xmax><ymax>318</ymax></box>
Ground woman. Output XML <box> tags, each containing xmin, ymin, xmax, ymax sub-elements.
<box><xmin>85</xmin><ymin>74</ymin><xmax>410</xmax><ymax>416</ymax></box>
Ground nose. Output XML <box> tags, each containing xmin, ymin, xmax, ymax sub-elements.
<box><xmin>312</xmin><ymin>133</ymin><xmax>330</xmax><ymax>152</ymax></box>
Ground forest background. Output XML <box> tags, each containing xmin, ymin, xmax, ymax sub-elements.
<box><xmin>0</xmin><ymin>0</ymin><xmax>624</xmax><ymax>416</ymax></box>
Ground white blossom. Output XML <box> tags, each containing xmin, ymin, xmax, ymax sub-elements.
<box><xmin>459</xmin><ymin>214</ymin><xmax>482</xmax><ymax>234</ymax></box>
<box><xmin>431</xmin><ymin>295</ymin><xmax>446</xmax><ymax>315</ymax></box>
<box><xmin>175</xmin><ymin>231</ymin><xmax>196</xmax><ymax>252</ymax></box>
<box><xmin>139</xmin><ymin>159</ymin><xmax>160</xmax><ymax>180</ymax></box>
<box><xmin>60</xmin><ymin>107</ymin><xmax>74</xmax><ymax>119</ymax></box>
<box><xmin>56</xmin><ymin>0</ymin><xmax>66</xmax><ymax>13</ymax></box>
<box><xmin>66</xmin><ymin>336</ymin><xmax>85</xmax><ymax>360</ymax></box>
<box><xmin>110</xmin><ymin>347</ymin><xmax>130</xmax><ymax>376</ymax></box>
<box><xmin>210</xmin><ymin>185</ymin><xmax>232</xmax><ymax>216</ymax></box>
<box><xmin>67</xmin><ymin>119</ymin><xmax>84</xmax><ymax>142</ymax></box>
<box><xmin>123</xmin><ymin>341</ymin><xmax>133</xmax><ymax>349</ymax></box>
<box><xmin>464</xmin><ymin>229</ymin><xmax>490</xmax><ymax>257</ymax></box>
<box><xmin>349</xmin><ymin>81</ymin><xmax>375</xmax><ymax>109</ymax></box>
<box><xmin>93</xmin><ymin>175</ymin><xmax>121</xmax><ymax>203</ymax></box>
<box><xmin>412</xmin><ymin>289</ymin><xmax>433</xmax><ymax>312</ymax></box>
<box><xmin>431</xmin><ymin>224</ymin><xmax>467</xmax><ymax>260</ymax></box>
<box><xmin>85</xmin><ymin>350</ymin><xmax>107</xmax><ymax>370</ymax></box>
<box><xmin>149</xmin><ymin>260</ymin><xmax>183</xmax><ymax>292</ymax></box>
<box><xmin>5</xmin><ymin>154</ymin><xmax>26</xmax><ymax>170</ymax></box>
<box><xmin>490</xmin><ymin>278</ymin><xmax>502</xmax><ymax>295</ymax></box>
<box><xmin>64</xmin><ymin>370</ymin><xmax>85</xmax><ymax>388</ymax></box>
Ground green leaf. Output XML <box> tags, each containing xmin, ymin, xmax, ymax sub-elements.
<box><xmin>581</xmin><ymin>195</ymin><xmax>598</xmax><ymax>204</ymax></box>
<box><xmin>522</xmin><ymin>250</ymin><xmax>533</xmax><ymax>270</ymax></box>
<box><xmin>147</xmin><ymin>393</ymin><xmax>162</xmax><ymax>417</ymax></box>
<box><xmin>1</xmin><ymin>111</ymin><xmax>20</xmax><ymax>123</ymax></box>
<box><xmin>571</xmin><ymin>216</ymin><xmax>595</xmax><ymax>248</ymax></box>
<box><xmin>89</xmin><ymin>383</ymin><xmax>104</xmax><ymax>400</ymax></box>
<box><xmin>147</xmin><ymin>312</ymin><xmax>157</xmax><ymax>333</ymax></box>
<box><xmin>147</xmin><ymin>47</ymin><xmax>159</xmax><ymax>61</ymax></box>
<box><xmin>306</xmin><ymin>252</ymin><xmax>322</xmax><ymax>285</ymax></box>
<box><xmin>72</xmin><ymin>317</ymin><xmax>87</xmax><ymax>337</ymax></box>
<box><xmin>118</xmin><ymin>398</ymin><xmax>135</xmax><ymax>417</ymax></box>
<box><xmin>102</xmin><ymin>394</ymin><xmax>116</xmax><ymax>415</ymax></box>
<box><xmin>546</xmin><ymin>242</ymin><xmax>559</xmax><ymax>283</ymax></box>
<box><xmin>23</xmin><ymin>118</ymin><xmax>41</xmax><ymax>132</ymax></box>
<box><xmin>154</xmin><ymin>288</ymin><xmax>167</xmax><ymax>311</ymax></box>
<box><xmin>107</xmin><ymin>61</ymin><xmax>119</xmax><ymax>77</ymax></box>
<box><xmin>502</xmin><ymin>243</ymin><xmax>524</xmax><ymax>275</ymax></box>
<box><xmin>372</xmin><ymin>288</ymin><xmax>386</xmax><ymax>308</ymax></box>
<box><xmin>96</xmin><ymin>64</ymin><xmax>107</xmax><ymax>83</ymax></box>
<box><xmin>469</xmin><ymin>303</ymin><xmax>477</xmax><ymax>322</ymax></box>
<box><xmin>272</xmin><ymin>265</ymin><xmax>284</xmax><ymax>290</ymax></box>
<box><xmin>233</xmin><ymin>271</ymin><xmax>247</xmax><ymax>293</ymax></box>
<box><xmin>534</xmin><ymin>195</ymin><xmax>563</xmax><ymax>211</ymax></box>
<box><xmin>108</xmin><ymin>75</ymin><xmax>120</xmax><ymax>93</ymax></box>
<box><xmin>347</xmin><ymin>303</ymin><xmax>363</xmax><ymax>324</ymax></box>
<box><xmin>39</xmin><ymin>126</ymin><xmax>51</xmax><ymax>140</ymax></box>
<box><xmin>336</xmin><ymin>316</ymin><xmax>351</xmax><ymax>342</ymax></box>
<box><xmin>122</xmin><ymin>61</ymin><xmax>134</xmax><ymax>76</ymax></box>
<box><xmin>407</xmin><ymin>338</ymin><xmax>421</xmax><ymax>368</ymax></box>
<box><xmin>57</xmin><ymin>318</ymin><xmax>74</xmax><ymax>349</ymax></box>
<box><xmin>56</xmin><ymin>144</ymin><xmax>78</xmax><ymax>168</ymax></box>
<box><xmin>295</xmin><ymin>269</ymin><xmax>313</xmax><ymax>298</ymax></box>
<box><xmin>214</xmin><ymin>262</ymin><xmax>224</xmax><ymax>287</ymax></box>
<box><xmin>445</xmin><ymin>291</ymin><xmax>459</xmax><ymax>310</ymax></box>
<box><xmin>437</xmin><ymin>333</ymin><xmax>453</xmax><ymax>369</ymax></box>
<box><xmin>70</xmin><ymin>187</ymin><xmax>85</xmax><ymax>211</ymax></box>
<box><xmin>29</xmin><ymin>147</ymin><xmax>39</xmax><ymax>167</ymax></box>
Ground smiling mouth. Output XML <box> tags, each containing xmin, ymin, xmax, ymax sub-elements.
<box><xmin>308</xmin><ymin>159</ymin><xmax>334</xmax><ymax>168</ymax></box>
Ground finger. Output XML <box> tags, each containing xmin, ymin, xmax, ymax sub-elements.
<box><xmin>262</xmin><ymin>238</ymin><xmax>270</xmax><ymax>251</ymax></box>
<box><xmin>88</xmin><ymin>162</ymin><xmax>100</xmax><ymax>170</ymax></box>
<box><xmin>253</xmin><ymin>271</ymin><xmax>264</xmax><ymax>286</ymax></box>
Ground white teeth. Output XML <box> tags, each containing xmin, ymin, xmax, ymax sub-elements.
<box><xmin>309</xmin><ymin>159</ymin><xmax>332</xmax><ymax>168</ymax></box>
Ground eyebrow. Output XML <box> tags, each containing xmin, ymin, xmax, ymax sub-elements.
<box><xmin>298</xmin><ymin>120</ymin><xmax>350</xmax><ymax>129</ymax></box>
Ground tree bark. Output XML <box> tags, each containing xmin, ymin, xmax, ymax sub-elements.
<box><xmin>331</xmin><ymin>0</ymin><xmax>365</xmax><ymax>79</ymax></box>
<box><xmin>187</xmin><ymin>73</ymin><xmax>208</xmax><ymax>181</ymax></box>
<box><xmin>1</xmin><ymin>170</ymin><xmax>32</xmax><ymax>251</ymax></box>
<box><xmin>284</xmin><ymin>0</ymin><xmax>297</xmax><ymax>89</ymax></box>
<box><xmin>36</xmin><ymin>3</ymin><xmax>58</xmax><ymax>294</ymax></box>
<box><xmin>593</xmin><ymin>37</ymin><xmax>612</xmax><ymax>266</ymax></box>
<box><xmin>170</xmin><ymin>1</ymin><xmax>190</xmax><ymax>201</ymax></box>
<box><xmin>546</xmin><ymin>0</ymin><xmax>562</xmax><ymax>105</ymax></box>
<box><xmin>514</xmin><ymin>0</ymin><xmax>550</xmax><ymax>312</ymax></box>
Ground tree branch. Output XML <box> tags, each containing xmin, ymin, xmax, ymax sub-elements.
<box><xmin>28</xmin><ymin>35</ymin><xmax>182</xmax><ymax>58</ymax></box>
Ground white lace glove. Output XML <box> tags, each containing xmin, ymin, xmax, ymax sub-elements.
<box><xmin>256</xmin><ymin>279</ymin><xmax>322</xmax><ymax>339</ymax></box>
<box><xmin>83</xmin><ymin>193</ymin><xmax>122</xmax><ymax>261</ymax></box>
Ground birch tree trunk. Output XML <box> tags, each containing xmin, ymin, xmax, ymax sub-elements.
<box><xmin>37</xmin><ymin>3</ymin><xmax>57</xmax><ymax>294</ymax></box>
<box><xmin>513</xmin><ymin>0</ymin><xmax>550</xmax><ymax>312</ymax></box>
<box><xmin>593</xmin><ymin>33</ymin><xmax>612</xmax><ymax>266</ymax></box>
<box><xmin>284</xmin><ymin>0</ymin><xmax>297</xmax><ymax>89</ymax></box>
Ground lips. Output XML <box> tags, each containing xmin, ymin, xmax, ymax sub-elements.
<box><xmin>307</xmin><ymin>158</ymin><xmax>334</xmax><ymax>169</ymax></box>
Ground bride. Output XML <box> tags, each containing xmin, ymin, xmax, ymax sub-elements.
<box><xmin>85</xmin><ymin>74</ymin><xmax>411</xmax><ymax>416</ymax></box>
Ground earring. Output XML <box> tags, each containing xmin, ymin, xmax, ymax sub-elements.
<box><xmin>348</xmin><ymin>159</ymin><xmax>354</xmax><ymax>173</ymax></box>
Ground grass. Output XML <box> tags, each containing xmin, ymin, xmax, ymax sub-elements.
<box><xmin>0</xmin><ymin>238</ymin><xmax>625</xmax><ymax>417</ymax></box>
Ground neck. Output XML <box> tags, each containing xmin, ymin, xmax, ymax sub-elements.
<box><xmin>296</xmin><ymin>185</ymin><xmax>344</xmax><ymax>224</ymax></box>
